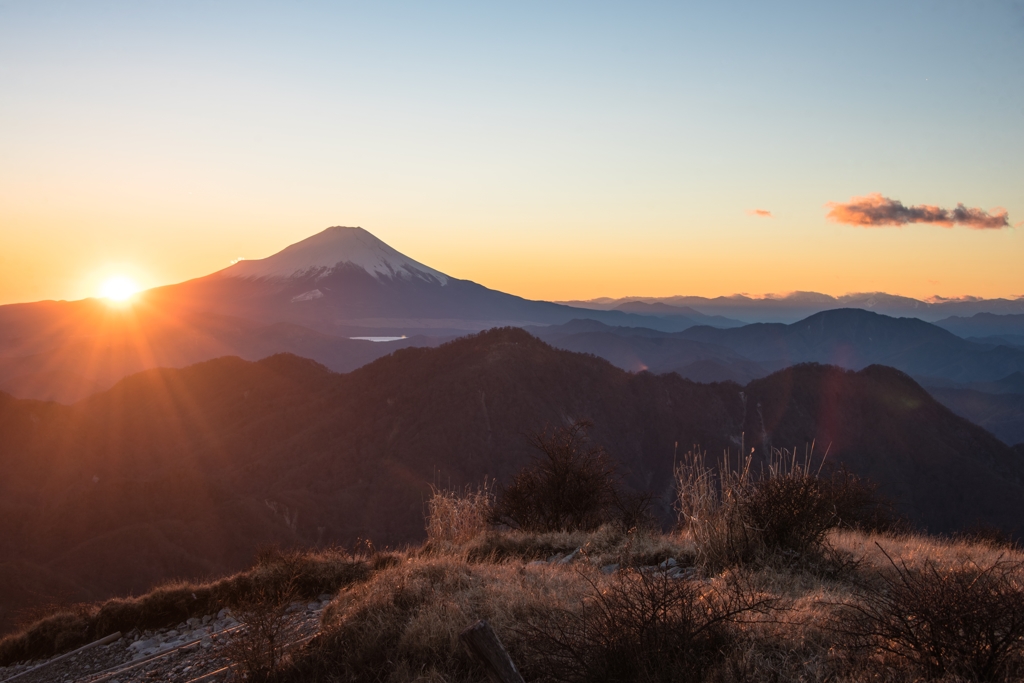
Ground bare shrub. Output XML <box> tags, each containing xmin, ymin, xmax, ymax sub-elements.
<box><xmin>675</xmin><ymin>446</ymin><xmax>888</xmax><ymax>569</ymax></box>
<box><xmin>492</xmin><ymin>420</ymin><xmax>640</xmax><ymax>533</ymax></box>
<box><xmin>225</xmin><ymin>582</ymin><xmax>296</xmax><ymax>682</ymax></box>
<box><xmin>425</xmin><ymin>480</ymin><xmax>494</xmax><ymax>546</ymax></box>
<box><xmin>519</xmin><ymin>568</ymin><xmax>776</xmax><ymax>683</ymax></box>
<box><xmin>835</xmin><ymin>547</ymin><xmax>1024</xmax><ymax>681</ymax></box>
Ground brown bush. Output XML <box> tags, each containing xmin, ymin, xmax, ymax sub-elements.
<box><xmin>836</xmin><ymin>547</ymin><xmax>1024</xmax><ymax>681</ymax></box>
<box><xmin>518</xmin><ymin>568</ymin><xmax>776</xmax><ymax>683</ymax></box>
<box><xmin>491</xmin><ymin>420</ymin><xmax>646</xmax><ymax>533</ymax></box>
<box><xmin>226</xmin><ymin>582</ymin><xmax>297</xmax><ymax>682</ymax></box>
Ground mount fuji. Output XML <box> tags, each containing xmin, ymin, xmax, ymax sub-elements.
<box><xmin>155</xmin><ymin>226</ymin><xmax>705</xmax><ymax>336</ymax></box>
<box><xmin>224</xmin><ymin>226</ymin><xmax>450</xmax><ymax>285</ymax></box>
<box><xmin>0</xmin><ymin>227</ymin><xmax>706</xmax><ymax>402</ymax></box>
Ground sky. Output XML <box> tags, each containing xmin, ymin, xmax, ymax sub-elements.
<box><xmin>1</xmin><ymin>0</ymin><xmax>1022</xmax><ymax>305</ymax></box>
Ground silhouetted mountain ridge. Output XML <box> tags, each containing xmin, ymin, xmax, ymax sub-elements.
<box><xmin>0</xmin><ymin>328</ymin><xmax>1021</xmax><ymax>633</ymax></box>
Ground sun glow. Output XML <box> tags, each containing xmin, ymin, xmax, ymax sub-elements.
<box><xmin>99</xmin><ymin>276</ymin><xmax>139</xmax><ymax>302</ymax></box>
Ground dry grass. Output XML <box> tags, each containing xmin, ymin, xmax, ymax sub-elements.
<box><xmin>518</xmin><ymin>567</ymin><xmax>778</xmax><ymax>683</ymax></box>
<box><xmin>0</xmin><ymin>547</ymin><xmax>369</xmax><ymax>666</ymax></box>
<box><xmin>277</xmin><ymin>556</ymin><xmax>594</xmax><ymax>682</ymax></box>
<box><xmin>6</xmin><ymin>521</ymin><xmax>1022</xmax><ymax>682</ymax></box>
<box><xmin>425</xmin><ymin>481</ymin><xmax>494</xmax><ymax>548</ymax></box>
<box><xmin>463</xmin><ymin>524</ymin><xmax>692</xmax><ymax>568</ymax></box>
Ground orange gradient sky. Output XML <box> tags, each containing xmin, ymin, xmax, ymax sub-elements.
<box><xmin>1</xmin><ymin>2</ymin><xmax>1021</xmax><ymax>306</ymax></box>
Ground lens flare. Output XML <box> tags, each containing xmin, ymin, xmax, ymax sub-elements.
<box><xmin>99</xmin><ymin>276</ymin><xmax>139</xmax><ymax>302</ymax></box>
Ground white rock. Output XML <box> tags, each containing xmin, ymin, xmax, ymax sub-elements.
<box><xmin>559</xmin><ymin>548</ymin><xmax>582</xmax><ymax>565</ymax></box>
<box><xmin>129</xmin><ymin>638</ymin><xmax>158</xmax><ymax>652</ymax></box>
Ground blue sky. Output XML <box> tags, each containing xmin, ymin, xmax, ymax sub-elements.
<box><xmin>1</xmin><ymin>0</ymin><xmax>1021</xmax><ymax>303</ymax></box>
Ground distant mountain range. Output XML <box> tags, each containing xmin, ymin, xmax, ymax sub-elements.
<box><xmin>932</xmin><ymin>313</ymin><xmax>1024</xmax><ymax>348</ymax></box>
<box><xmin>0</xmin><ymin>227</ymin><xmax>724</xmax><ymax>402</ymax></box>
<box><xmin>532</xmin><ymin>309</ymin><xmax>1024</xmax><ymax>444</ymax></box>
<box><xmin>533</xmin><ymin>309</ymin><xmax>1024</xmax><ymax>383</ymax></box>
<box><xmin>529</xmin><ymin>310</ymin><xmax>1024</xmax><ymax>444</ymax></box>
<box><xmin>0</xmin><ymin>226</ymin><xmax>1021</xmax><ymax>444</ymax></box>
<box><xmin>561</xmin><ymin>292</ymin><xmax>1024</xmax><ymax>324</ymax></box>
<box><xmin>1</xmin><ymin>329</ymin><xmax>1020</xmax><ymax>633</ymax></box>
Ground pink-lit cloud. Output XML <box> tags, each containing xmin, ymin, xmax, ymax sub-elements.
<box><xmin>747</xmin><ymin>209</ymin><xmax>773</xmax><ymax>218</ymax></box>
<box><xmin>826</xmin><ymin>193</ymin><xmax>1010</xmax><ymax>229</ymax></box>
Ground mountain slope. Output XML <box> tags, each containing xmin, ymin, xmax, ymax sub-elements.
<box><xmin>0</xmin><ymin>328</ymin><xmax>1020</xmax><ymax>632</ymax></box>
<box><xmin>925</xmin><ymin>387</ymin><xmax>1024</xmax><ymax>446</ymax></box>
<box><xmin>528</xmin><ymin>319</ymin><xmax>771</xmax><ymax>383</ymax></box>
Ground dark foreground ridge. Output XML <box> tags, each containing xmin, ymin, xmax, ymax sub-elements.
<box><xmin>0</xmin><ymin>327</ymin><xmax>1020</xmax><ymax>633</ymax></box>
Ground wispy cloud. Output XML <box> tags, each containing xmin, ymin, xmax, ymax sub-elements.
<box><xmin>826</xmin><ymin>193</ymin><xmax>1010</xmax><ymax>229</ymax></box>
<box><xmin>747</xmin><ymin>209</ymin><xmax>773</xmax><ymax>218</ymax></box>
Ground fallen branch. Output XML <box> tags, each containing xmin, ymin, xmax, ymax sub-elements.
<box><xmin>0</xmin><ymin>631</ymin><xmax>121</xmax><ymax>683</ymax></box>
<box><xmin>83</xmin><ymin>625</ymin><xmax>242</xmax><ymax>683</ymax></box>
<box><xmin>460</xmin><ymin>620</ymin><xmax>525</xmax><ymax>683</ymax></box>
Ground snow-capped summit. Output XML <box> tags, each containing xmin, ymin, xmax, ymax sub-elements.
<box><xmin>222</xmin><ymin>226</ymin><xmax>449</xmax><ymax>285</ymax></box>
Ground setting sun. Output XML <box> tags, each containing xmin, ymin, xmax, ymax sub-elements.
<box><xmin>99</xmin><ymin>276</ymin><xmax>139</xmax><ymax>302</ymax></box>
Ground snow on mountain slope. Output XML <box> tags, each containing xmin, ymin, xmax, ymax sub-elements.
<box><xmin>221</xmin><ymin>226</ymin><xmax>449</xmax><ymax>285</ymax></box>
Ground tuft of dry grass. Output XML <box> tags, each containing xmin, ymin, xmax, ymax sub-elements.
<box><xmin>425</xmin><ymin>481</ymin><xmax>494</xmax><ymax>548</ymax></box>
<box><xmin>278</xmin><ymin>556</ymin><xmax>594</xmax><ymax>682</ymax></box>
<box><xmin>675</xmin><ymin>446</ymin><xmax>889</xmax><ymax>571</ymax></box>
<box><xmin>463</xmin><ymin>524</ymin><xmax>690</xmax><ymax>566</ymax></box>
